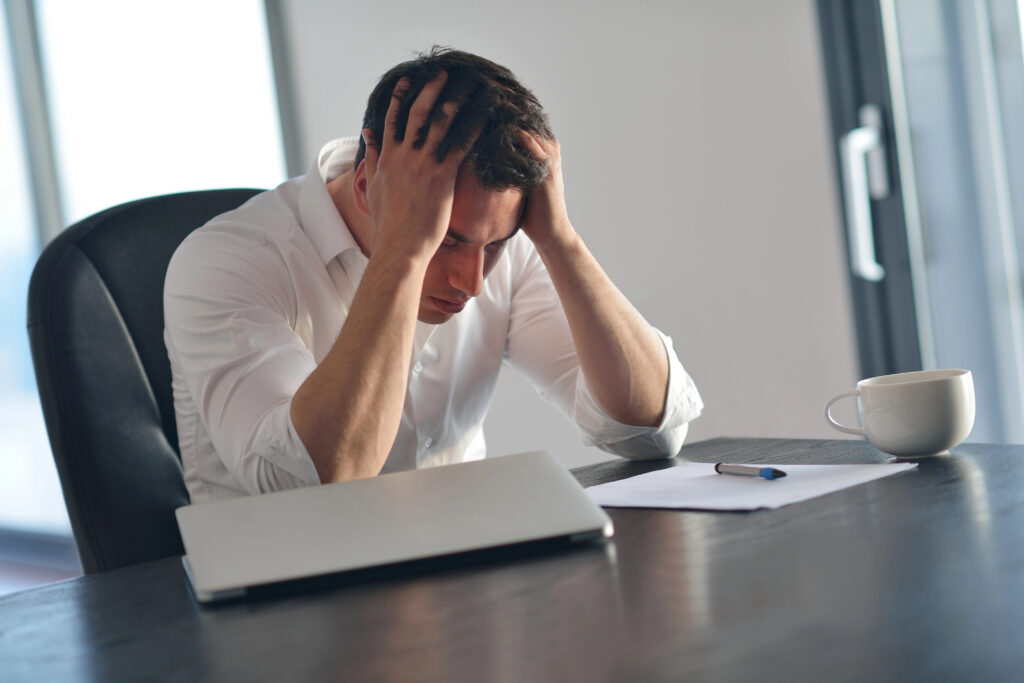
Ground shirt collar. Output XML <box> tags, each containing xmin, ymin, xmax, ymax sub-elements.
<box><xmin>298</xmin><ymin>137</ymin><xmax>362</xmax><ymax>265</ymax></box>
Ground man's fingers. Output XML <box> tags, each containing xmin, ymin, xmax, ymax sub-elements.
<box><xmin>383</xmin><ymin>77</ymin><xmax>411</xmax><ymax>147</ymax></box>
<box><xmin>420</xmin><ymin>98</ymin><xmax>459</xmax><ymax>153</ymax></box>
<box><xmin>516</xmin><ymin>129</ymin><xmax>549</xmax><ymax>162</ymax></box>
<box><xmin>406</xmin><ymin>71</ymin><xmax>449</xmax><ymax>148</ymax></box>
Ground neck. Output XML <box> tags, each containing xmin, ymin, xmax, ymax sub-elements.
<box><xmin>326</xmin><ymin>170</ymin><xmax>374</xmax><ymax>257</ymax></box>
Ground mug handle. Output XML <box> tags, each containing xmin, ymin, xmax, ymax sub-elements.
<box><xmin>824</xmin><ymin>390</ymin><xmax>866</xmax><ymax>435</ymax></box>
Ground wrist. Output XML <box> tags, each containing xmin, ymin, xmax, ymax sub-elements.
<box><xmin>530</xmin><ymin>220</ymin><xmax>582</xmax><ymax>259</ymax></box>
<box><xmin>369</xmin><ymin>230</ymin><xmax>439</xmax><ymax>270</ymax></box>
<box><xmin>364</xmin><ymin>244</ymin><xmax>432</xmax><ymax>285</ymax></box>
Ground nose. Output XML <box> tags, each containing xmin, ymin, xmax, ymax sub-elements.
<box><xmin>448</xmin><ymin>247</ymin><xmax>485</xmax><ymax>298</ymax></box>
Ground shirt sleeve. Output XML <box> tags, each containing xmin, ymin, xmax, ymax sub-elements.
<box><xmin>164</xmin><ymin>225</ymin><xmax>321</xmax><ymax>494</ymax></box>
<box><xmin>502</xmin><ymin>236</ymin><xmax>703</xmax><ymax>460</ymax></box>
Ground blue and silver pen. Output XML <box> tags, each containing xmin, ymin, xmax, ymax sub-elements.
<box><xmin>714</xmin><ymin>463</ymin><xmax>787</xmax><ymax>480</ymax></box>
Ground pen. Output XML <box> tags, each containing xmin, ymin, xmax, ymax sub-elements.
<box><xmin>714</xmin><ymin>463</ymin><xmax>787</xmax><ymax>480</ymax></box>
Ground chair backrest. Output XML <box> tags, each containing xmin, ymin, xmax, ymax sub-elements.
<box><xmin>27</xmin><ymin>188</ymin><xmax>263</xmax><ymax>573</ymax></box>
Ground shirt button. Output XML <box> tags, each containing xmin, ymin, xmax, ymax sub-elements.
<box><xmin>424</xmin><ymin>438</ymin><xmax>433</xmax><ymax>449</ymax></box>
<box><xmin>413</xmin><ymin>361</ymin><xmax>423</xmax><ymax>374</ymax></box>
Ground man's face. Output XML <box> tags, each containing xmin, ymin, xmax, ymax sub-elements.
<box><xmin>418</xmin><ymin>169</ymin><xmax>524</xmax><ymax>324</ymax></box>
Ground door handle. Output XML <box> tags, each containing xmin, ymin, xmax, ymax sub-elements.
<box><xmin>840</xmin><ymin>104</ymin><xmax>890</xmax><ymax>282</ymax></box>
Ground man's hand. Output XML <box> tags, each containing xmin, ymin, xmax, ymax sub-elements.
<box><xmin>517</xmin><ymin>131</ymin><xmax>577</xmax><ymax>252</ymax></box>
<box><xmin>360</xmin><ymin>73</ymin><xmax>478</xmax><ymax>263</ymax></box>
<box><xmin>514</xmin><ymin>130</ymin><xmax>670</xmax><ymax>429</ymax></box>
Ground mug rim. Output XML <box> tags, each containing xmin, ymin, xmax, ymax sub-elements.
<box><xmin>858</xmin><ymin>368</ymin><xmax>971</xmax><ymax>388</ymax></box>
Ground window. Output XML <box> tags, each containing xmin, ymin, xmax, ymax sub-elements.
<box><xmin>0</xmin><ymin>4</ymin><xmax>59</xmax><ymax>532</ymax></box>
<box><xmin>37</xmin><ymin>0</ymin><xmax>287</xmax><ymax>223</ymax></box>
<box><xmin>1</xmin><ymin>1</ymin><xmax>288</xmax><ymax>539</ymax></box>
<box><xmin>818</xmin><ymin>0</ymin><xmax>1024</xmax><ymax>443</ymax></box>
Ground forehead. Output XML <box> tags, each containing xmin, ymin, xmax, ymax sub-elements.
<box><xmin>449</xmin><ymin>168</ymin><xmax>524</xmax><ymax>244</ymax></box>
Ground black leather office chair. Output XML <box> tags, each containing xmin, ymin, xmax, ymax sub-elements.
<box><xmin>27</xmin><ymin>188</ymin><xmax>263</xmax><ymax>573</ymax></box>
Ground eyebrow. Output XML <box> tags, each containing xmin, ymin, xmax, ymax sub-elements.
<box><xmin>446</xmin><ymin>225</ymin><xmax>521</xmax><ymax>246</ymax></box>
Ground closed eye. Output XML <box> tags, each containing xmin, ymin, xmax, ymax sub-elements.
<box><xmin>440</xmin><ymin>230</ymin><xmax>514</xmax><ymax>252</ymax></box>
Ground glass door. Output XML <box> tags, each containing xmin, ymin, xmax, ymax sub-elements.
<box><xmin>818</xmin><ymin>0</ymin><xmax>1024</xmax><ymax>443</ymax></box>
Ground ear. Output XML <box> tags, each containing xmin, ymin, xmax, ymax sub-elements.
<box><xmin>352</xmin><ymin>159</ymin><xmax>371</xmax><ymax>217</ymax></box>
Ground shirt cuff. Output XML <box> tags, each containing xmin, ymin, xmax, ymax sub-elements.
<box><xmin>240</xmin><ymin>398</ymin><xmax>322</xmax><ymax>493</ymax></box>
<box><xmin>572</xmin><ymin>329</ymin><xmax>703</xmax><ymax>459</ymax></box>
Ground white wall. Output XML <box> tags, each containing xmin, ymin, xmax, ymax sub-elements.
<box><xmin>280</xmin><ymin>0</ymin><xmax>860</xmax><ymax>468</ymax></box>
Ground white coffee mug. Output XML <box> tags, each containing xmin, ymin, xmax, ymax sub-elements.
<box><xmin>824</xmin><ymin>369</ymin><xmax>975</xmax><ymax>457</ymax></box>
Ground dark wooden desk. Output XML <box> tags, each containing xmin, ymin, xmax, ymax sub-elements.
<box><xmin>2</xmin><ymin>438</ymin><xmax>1023</xmax><ymax>682</ymax></box>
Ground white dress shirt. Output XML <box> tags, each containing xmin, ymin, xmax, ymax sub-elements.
<box><xmin>164</xmin><ymin>137</ymin><xmax>703</xmax><ymax>503</ymax></box>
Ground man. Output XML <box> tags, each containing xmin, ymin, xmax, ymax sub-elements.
<box><xmin>164</xmin><ymin>48</ymin><xmax>703</xmax><ymax>503</ymax></box>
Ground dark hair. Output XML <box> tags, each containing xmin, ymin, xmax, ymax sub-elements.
<box><xmin>355</xmin><ymin>46</ymin><xmax>553</xmax><ymax>192</ymax></box>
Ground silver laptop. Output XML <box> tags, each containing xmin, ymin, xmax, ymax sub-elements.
<box><xmin>175</xmin><ymin>450</ymin><xmax>613</xmax><ymax>603</ymax></box>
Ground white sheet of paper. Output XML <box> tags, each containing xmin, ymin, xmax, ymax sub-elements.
<box><xmin>585</xmin><ymin>462</ymin><xmax>918</xmax><ymax>511</ymax></box>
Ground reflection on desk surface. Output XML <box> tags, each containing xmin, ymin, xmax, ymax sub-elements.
<box><xmin>1</xmin><ymin>438</ymin><xmax>1023</xmax><ymax>682</ymax></box>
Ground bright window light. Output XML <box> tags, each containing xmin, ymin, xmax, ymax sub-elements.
<box><xmin>37</xmin><ymin>0</ymin><xmax>287</xmax><ymax>223</ymax></box>
<box><xmin>0</xmin><ymin>1</ymin><xmax>287</xmax><ymax>535</ymax></box>
<box><xmin>0</xmin><ymin>7</ymin><xmax>67</xmax><ymax>533</ymax></box>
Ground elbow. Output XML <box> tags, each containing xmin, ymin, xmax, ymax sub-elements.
<box><xmin>597</xmin><ymin>422</ymin><xmax>691</xmax><ymax>462</ymax></box>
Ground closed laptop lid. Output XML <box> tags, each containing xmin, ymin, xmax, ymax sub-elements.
<box><xmin>175</xmin><ymin>451</ymin><xmax>613</xmax><ymax>602</ymax></box>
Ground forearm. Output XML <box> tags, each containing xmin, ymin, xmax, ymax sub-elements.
<box><xmin>534</xmin><ymin>231</ymin><xmax>669</xmax><ymax>427</ymax></box>
<box><xmin>290</xmin><ymin>253</ymin><xmax>428</xmax><ymax>482</ymax></box>
<box><xmin>291</xmin><ymin>72</ymin><xmax>482</xmax><ymax>482</ymax></box>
